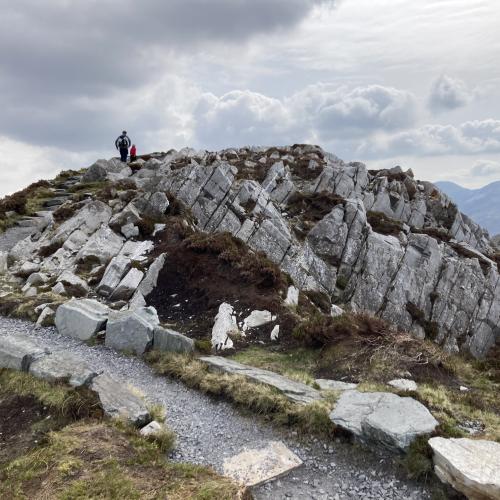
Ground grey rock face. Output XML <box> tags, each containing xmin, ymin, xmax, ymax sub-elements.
<box><xmin>55</xmin><ymin>298</ymin><xmax>109</xmax><ymax>341</ymax></box>
<box><xmin>110</xmin><ymin>267</ymin><xmax>144</xmax><ymax>301</ymax></box>
<box><xmin>76</xmin><ymin>226</ymin><xmax>124</xmax><ymax>265</ymax></box>
<box><xmin>153</xmin><ymin>326</ymin><xmax>195</xmax><ymax>354</ymax></box>
<box><xmin>57</xmin><ymin>271</ymin><xmax>89</xmax><ymax>297</ymax></box>
<box><xmin>0</xmin><ymin>335</ymin><xmax>50</xmax><ymax>371</ymax></box>
<box><xmin>82</xmin><ymin>160</ymin><xmax>108</xmax><ymax>182</ymax></box>
<box><xmin>105</xmin><ymin>307</ymin><xmax>159</xmax><ymax>355</ymax></box>
<box><xmin>36</xmin><ymin>306</ymin><xmax>55</xmax><ymax>327</ymax></box>
<box><xmin>90</xmin><ymin>374</ymin><xmax>151</xmax><ymax>426</ymax></box>
<box><xmin>97</xmin><ymin>256</ymin><xmax>131</xmax><ymax>297</ymax></box>
<box><xmin>330</xmin><ymin>390</ymin><xmax>438</xmax><ymax>451</ymax></box>
<box><xmin>199</xmin><ymin>356</ymin><xmax>322</xmax><ymax>405</ymax></box>
<box><xmin>29</xmin><ymin>352</ymin><xmax>97</xmax><ymax>387</ymax></box>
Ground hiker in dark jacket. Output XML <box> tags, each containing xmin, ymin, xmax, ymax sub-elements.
<box><xmin>115</xmin><ymin>131</ymin><xmax>131</xmax><ymax>162</ymax></box>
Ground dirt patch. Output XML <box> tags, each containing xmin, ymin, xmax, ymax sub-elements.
<box><xmin>0</xmin><ymin>394</ymin><xmax>54</xmax><ymax>464</ymax></box>
<box><xmin>287</xmin><ymin>192</ymin><xmax>346</xmax><ymax>223</ymax></box>
<box><xmin>148</xmin><ymin>226</ymin><xmax>296</xmax><ymax>342</ymax></box>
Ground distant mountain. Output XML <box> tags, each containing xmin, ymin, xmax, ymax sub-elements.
<box><xmin>435</xmin><ymin>180</ymin><xmax>500</xmax><ymax>236</ymax></box>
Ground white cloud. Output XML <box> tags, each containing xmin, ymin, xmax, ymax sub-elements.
<box><xmin>0</xmin><ymin>136</ymin><xmax>97</xmax><ymax>196</ymax></box>
<box><xmin>192</xmin><ymin>84</ymin><xmax>417</xmax><ymax>149</ymax></box>
<box><xmin>470</xmin><ymin>159</ymin><xmax>500</xmax><ymax>177</ymax></box>
<box><xmin>361</xmin><ymin>119</ymin><xmax>500</xmax><ymax>157</ymax></box>
<box><xmin>428</xmin><ymin>75</ymin><xmax>474</xmax><ymax>112</ymax></box>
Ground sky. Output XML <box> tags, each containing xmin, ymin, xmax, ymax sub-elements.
<box><xmin>0</xmin><ymin>0</ymin><xmax>499</xmax><ymax>196</ymax></box>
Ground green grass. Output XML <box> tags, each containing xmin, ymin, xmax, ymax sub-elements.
<box><xmin>0</xmin><ymin>369</ymin><xmax>101</xmax><ymax>418</ymax></box>
<box><xmin>230</xmin><ymin>345</ymin><xmax>320</xmax><ymax>386</ymax></box>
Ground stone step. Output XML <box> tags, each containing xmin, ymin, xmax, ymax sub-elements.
<box><xmin>199</xmin><ymin>356</ymin><xmax>322</xmax><ymax>405</ymax></box>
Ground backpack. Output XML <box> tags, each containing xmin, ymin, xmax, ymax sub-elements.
<box><xmin>118</xmin><ymin>136</ymin><xmax>129</xmax><ymax>149</ymax></box>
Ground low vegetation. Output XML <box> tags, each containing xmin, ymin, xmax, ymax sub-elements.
<box><xmin>145</xmin><ymin>351</ymin><xmax>336</xmax><ymax>438</ymax></box>
<box><xmin>367</xmin><ymin>211</ymin><xmax>404</xmax><ymax>236</ymax></box>
<box><xmin>0</xmin><ymin>370</ymin><xmax>243</xmax><ymax>499</ymax></box>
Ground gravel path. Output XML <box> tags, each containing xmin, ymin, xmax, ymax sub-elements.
<box><xmin>0</xmin><ymin>226</ymin><xmax>36</xmax><ymax>252</ymax></box>
<box><xmin>0</xmin><ymin>317</ymin><xmax>431</xmax><ymax>500</ymax></box>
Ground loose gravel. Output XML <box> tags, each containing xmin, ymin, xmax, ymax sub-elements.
<box><xmin>0</xmin><ymin>317</ymin><xmax>432</xmax><ymax>499</ymax></box>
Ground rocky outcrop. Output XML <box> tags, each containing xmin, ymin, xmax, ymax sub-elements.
<box><xmin>3</xmin><ymin>144</ymin><xmax>500</xmax><ymax>358</ymax></box>
<box><xmin>429</xmin><ymin>437</ymin><xmax>500</xmax><ymax>500</ymax></box>
<box><xmin>330</xmin><ymin>390</ymin><xmax>438</xmax><ymax>451</ymax></box>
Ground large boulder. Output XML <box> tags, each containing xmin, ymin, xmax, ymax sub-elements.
<box><xmin>90</xmin><ymin>374</ymin><xmax>150</xmax><ymax>426</ymax></box>
<box><xmin>0</xmin><ymin>335</ymin><xmax>50</xmax><ymax>371</ymax></box>
<box><xmin>55</xmin><ymin>298</ymin><xmax>109</xmax><ymax>341</ymax></box>
<box><xmin>29</xmin><ymin>352</ymin><xmax>98</xmax><ymax>387</ymax></box>
<box><xmin>105</xmin><ymin>307</ymin><xmax>159</xmax><ymax>355</ymax></box>
<box><xmin>429</xmin><ymin>437</ymin><xmax>500</xmax><ymax>500</ymax></box>
<box><xmin>153</xmin><ymin>326</ymin><xmax>194</xmax><ymax>354</ymax></box>
<box><xmin>330</xmin><ymin>390</ymin><xmax>438</xmax><ymax>451</ymax></box>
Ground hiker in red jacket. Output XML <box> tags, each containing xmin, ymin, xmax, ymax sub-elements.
<box><xmin>130</xmin><ymin>144</ymin><xmax>137</xmax><ymax>162</ymax></box>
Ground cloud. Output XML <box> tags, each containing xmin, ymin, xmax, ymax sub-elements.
<box><xmin>361</xmin><ymin>119</ymin><xmax>500</xmax><ymax>158</ymax></box>
<box><xmin>428</xmin><ymin>75</ymin><xmax>474</xmax><ymax>112</ymax></box>
<box><xmin>192</xmin><ymin>84</ymin><xmax>417</xmax><ymax>149</ymax></box>
<box><xmin>0</xmin><ymin>0</ymin><xmax>335</xmax><ymax>151</ymax></box>
<box><xmin>470</xmin><ymin>159</ymin><xmax>500</xmax><ymax>177</ymax></box>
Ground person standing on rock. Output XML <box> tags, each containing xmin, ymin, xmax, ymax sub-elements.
<box><xmin>130</xmin><ymin>144</ymin><xmax>137</xmax><ymax>162</ymax></box>
<box><xmin>115</xmin><ymin>131</ymin><xmax>131</xmax><ymax>162</ymax></box>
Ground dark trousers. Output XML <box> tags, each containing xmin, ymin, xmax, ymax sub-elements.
<box><xmin>119</xmin><ymin>148</ymin><xmax>128</xmax><ymax>162</ymax></box>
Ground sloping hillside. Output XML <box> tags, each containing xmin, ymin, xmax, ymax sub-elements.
<box><xmin>436</xmin><ymin>180</ymin><xmax>500</xmax><ymax>236</ymax></box>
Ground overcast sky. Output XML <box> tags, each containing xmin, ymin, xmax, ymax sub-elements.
<box><xmin>1</xmin><ymin>0</ymin><xmax>499</xmax><ymax>195</ymax></box>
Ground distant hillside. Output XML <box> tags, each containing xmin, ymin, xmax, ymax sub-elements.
<box><xmin>436</xmin><ymin>180</ymin><xmax>500</xmax><ymax>236</ymax></box>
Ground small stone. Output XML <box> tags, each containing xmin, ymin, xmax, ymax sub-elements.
<box><xmin>388</xmin><ymin>379</ymin><xmax>418</xmax><ymax>392</ymax></box>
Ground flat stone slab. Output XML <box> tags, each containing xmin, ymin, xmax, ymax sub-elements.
<box><xmin>199</xmin><ymin>356</ymin><xmax>322</xmax><ymax>405</ymax></box>
<box><xmin>90</xmin><ymin>374</ymin><xmax>151</xmax><ymax>426</ymax></box>
<box><xmin>55</xmin><ymin>298</ymin><xmax>109</xmax><ymax>341</ymax></box>
<box><xmin>330</xmin><ymin>390</ymin><xmax>438</xmax><ymax>451</ymax></box>
<box><xmin>429</xmin><ymin>437</ymin><xmax>500</xmax><ymax>500</ymax></box>
<box><xmin>0</xmin><ymin>335</ymin><xmax>50</xmax><ymax>371</ymax></box>
<box><xmin>223</xmin><ymin>441</ymin><xmax>303</xmax><ymax>487</ymax></box>
<box><xmin>315</xmin><ymin>379</ymin><xmax>358</xmax><ymax>392</ymax></box>
<box><xmin>29</xmin><ymin>352</ymin><xmax>98</xmax><ymax>387</ymax></box>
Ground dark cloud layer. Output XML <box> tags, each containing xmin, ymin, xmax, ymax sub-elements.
<box><xmin>0</xmin><ymin>0</ymin><xmax>332</xmax><ymax>149</ymax></box>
